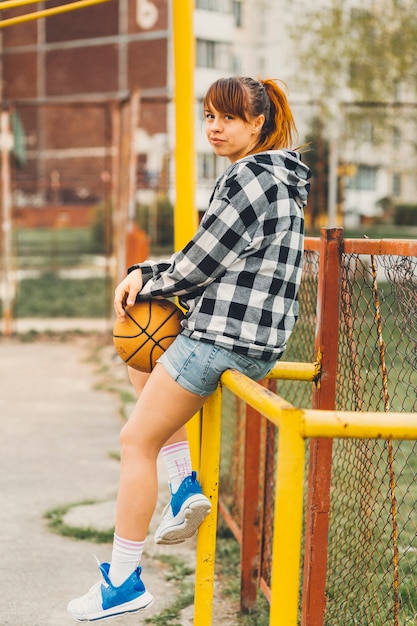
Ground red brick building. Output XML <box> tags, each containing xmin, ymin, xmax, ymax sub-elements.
<box><xmin>0</xmin><ymin>0</ymin><xmax>170</xmax><ymax>211</ymax></box>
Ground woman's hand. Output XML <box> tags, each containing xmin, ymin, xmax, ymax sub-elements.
<box><xmin>113</xmin><ymin>268</ymin><xmax>143</xmax><ymax>321</ymax></box>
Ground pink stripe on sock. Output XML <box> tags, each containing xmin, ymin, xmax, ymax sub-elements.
<box><xmin>114</xmin><ymin>534</ymin><xmax>145</xmax><ymax>549</ymax></box>
<box><xmin>161</xmin><ymin>441</ymin><xmax>189</xmax><ymax>455</ymax></box>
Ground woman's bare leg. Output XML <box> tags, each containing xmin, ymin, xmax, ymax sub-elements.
<box><xmin>115</xmin><ymin>363</ymin><xmax>206</xmax><ymax>541</ymax></box>
<box><xmin>127</xmin><ymin>367</ymin><xmax>149</xmax><ymax>394</ymax></box>
<box><xmin>128</xmin><ymin>366</ymin><xmax>189</xmax><ymax>446</ymax></box>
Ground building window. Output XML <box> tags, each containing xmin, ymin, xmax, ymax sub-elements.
<box><xmin>232</xmin><ymin>0</ymin><xmax>243</xmax><ymax>27</ymax></box>
<box><xmin>196</xmin><ymin>39</ymin><xmax>232</xmax><ymax>70</ymax></box>
<box><xmin>258</xmin><ymin>56</ymin><xmax>266</xmax><ymax>76</ymax></box>
<box><xmin>392</xmin><ymin>173</ymin><xmax>401</xmax><ymax>197</ymax></box>
<box><xmin>198</xmin><ymin>153</ymin><xmax>217</xmax><ymax>180</ymax></box>
<box><xmin>346</xmin><ymin>165</ymin><xmax>377</xmax><ymax>191</ymax></box>
<box><xmin>197</xmin><ymin>40</ymin><xmax>215</xmax><ymax>68</ymax></box>
<box><xmin>392</xmin><ymin>126</ymin><xmax>401</xmax><ymax>150</ymax></box>
<box><xmin>258</xmin><ymin>9</ymin><xmax>267</xmax><ymax>37</ymax></box>
<box><xmin>231</xmin><ymin>54</ymin><xmax>242</xmax><ymax>74</ymax></box>
<box><xmin>198</xmin><ymin>153</ymin><xmax>226</xmax><ymax>181</ymax></box>
<box><xmin>196</xmin><ymin>0</ymin><xmax>232</xmax><ymax>12</ymax></box>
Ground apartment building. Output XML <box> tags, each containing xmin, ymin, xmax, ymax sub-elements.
<box><xmin>196</xmin><ymin>0</ymin><xmax>417</xmax><ymax>226</ymax></box>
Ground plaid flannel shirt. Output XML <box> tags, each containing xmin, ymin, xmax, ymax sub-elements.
<box><xmin>129</xmin><ymin>150</ymin><xmax>311</xmax><ymax>360</ymax></box>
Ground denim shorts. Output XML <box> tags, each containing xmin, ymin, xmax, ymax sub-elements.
<box><xmin>157</xmin><ymin>333</ymin><xmax>276</xmax><ymax>397</ymax></box>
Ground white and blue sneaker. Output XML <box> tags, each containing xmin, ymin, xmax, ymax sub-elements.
<box><xmin>67</xmin><ymin>561</ymin><xmax>154</xmax><ymax>622</ymax></box>
<box><xmin>154</xmin><ymin>471</ymin><xmax>211</xmax><ymax>545</ymax></box>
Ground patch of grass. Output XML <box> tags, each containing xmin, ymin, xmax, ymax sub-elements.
<box><xmin>12</xmin><ymin>273</ymin><xmax>111</xmax><ymax>318</ymax></box>
<box><xmin>157</xmin><ymin>554</ymin><xmax>194</xmax><ymax>581</ymax></box>
<box><xmin>144</xmin><ymin>555</ymin><xmax>195</xmax><ymax>626</ymax></box>
<box><xmin>215</xmin><ymin>523</ymin><xmax>270</xmax><ymax>626</ymax></box>
<box><xmin>143</xmin><ymin>584</ymin><xmax>195</xmax><ymax>626</ymax></box>
<box><xmin>44</xmin><ymin>502</ymin><xmax>114</xmax><ymax>544</ymax></box>
<box><xmin>4</xmin><ymin>329</ymin><xmax>92</xmax><ymax>343</ymax></box>
<box><xmin>118</xmin><ymin>388</ymin><xmax>137</xmax><ymax>404</ymax></box>
<box><xmin>15</xmin><ymin>227</ymin><xmax>101</xmax><ymax>263</ymax></box>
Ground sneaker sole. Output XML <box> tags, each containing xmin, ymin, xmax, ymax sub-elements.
<box><xmin>70</xmin><ymin>591</ymin><xmax>154</xmax><ymax>622</ymax></box>
<box><xmin>154</xmin><ymin>496</ymin><xmax>212</xmax><ymax>545</ymax></box>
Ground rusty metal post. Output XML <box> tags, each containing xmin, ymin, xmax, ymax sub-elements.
<box><xmin>117</xmin><ymin>99</ymin><xmax>129</xmax><ymax>280</ymax></box>
<box><xmin>301</xmin><ymin>227</ymin><xmax>343</xmax><ymax>626</ymax></box>
<box><xmin>110</xmin><ymin>101</ymin><xmax>121</xmax><ymax>283</ymax></box>
<box><xmin>1</xmin><ymin>110</ymin><xmax>13</xmax><ymax>336</ymax></box>
<box><xmin>112</xmin><ymin>91</ymin><xmax>140</xmax><ymax>283</ymax></box>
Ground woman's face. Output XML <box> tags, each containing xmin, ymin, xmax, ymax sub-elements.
<box><xmin>204</xmin><ymin>103</ymin><xmax>264</xmax><ymax>163</ymax></box>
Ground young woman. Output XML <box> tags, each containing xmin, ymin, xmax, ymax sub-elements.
<box><xmin>68</xmin><ymin>76</ymin><xmax>310</xmax><ymax>622</ymax></box>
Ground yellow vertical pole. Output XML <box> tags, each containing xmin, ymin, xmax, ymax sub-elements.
<box><xmin>172</xmin><ymin>0</ymin><xmax>200</xmax><ymax>468</ymax></box>
<box><xmin>269</xmin><ymin>413</ymin><xmax>305</xmax><ymax>625</ymax></box>
<box><xmin>172</xmin><ymin>0</ymin><xmax>197</xmax><ymax>249</ymax></box>
<box><xmin>194</xmin><ymin>386</ymin><xmax>222</xmax><ymax>626</ymax></box>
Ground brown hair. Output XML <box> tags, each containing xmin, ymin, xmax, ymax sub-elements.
<box><xmin>203</xmin><ymin>76</ymin><xmax>298</xmax><ymax>153</ymax></box>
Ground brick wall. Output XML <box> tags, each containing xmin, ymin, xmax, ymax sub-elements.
<box><xmin>1</xmin><ymin>0</ymin><xmax>170</xmax><ymax>207</ymax></box>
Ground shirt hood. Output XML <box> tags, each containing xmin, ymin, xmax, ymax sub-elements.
<box><xmin>236</xmin><ymin>149</ymin><xmax>311</xmax><ymax>208</ymax></box>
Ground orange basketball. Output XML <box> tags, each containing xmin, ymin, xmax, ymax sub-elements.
<box><xmin>113</xmin><ymin>299</ymin><xmax>184</xmax><ymax>372</ymax></box>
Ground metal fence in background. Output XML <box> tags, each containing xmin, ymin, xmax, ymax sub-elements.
<box><xmin>327</xmin><ymin>244</ymin><xmax>417</xmax><ymax>626</ymax></box>
<box><xmin>218</xmin><ymin>230</ymin><xmax>417</xmax><ymax>626</ymax></box>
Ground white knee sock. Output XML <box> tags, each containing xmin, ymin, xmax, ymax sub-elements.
<box><xmin>160</xmin><ymin>441</ymin><xmax>192</xmax><ymax>493</ymax></box>
<box><xmin>108</xmin><ymin>534</ymin><xmax>145</xmax><ymax>587</ymax></box>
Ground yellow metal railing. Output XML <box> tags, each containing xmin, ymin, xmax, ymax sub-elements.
<box><xmin>267</xmin><ymin>358</ymin><xmax>321</xmax><ymax>382</ymax></box>
<box><xmin>193</xmin><ymin>368</ymin><xmax>417</xmax><ymax>626</ymax></box>
<box><xmin>0</xmin><ymin>0</ymin><xmax>112</xmax><ymax>28</ymax></box>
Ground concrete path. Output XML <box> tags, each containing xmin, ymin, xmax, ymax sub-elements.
<box><xmin>0</xmin><ymin>327</ymin><xmax>239</xmax><ymax>626</ymax></box>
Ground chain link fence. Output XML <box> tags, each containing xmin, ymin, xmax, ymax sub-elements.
<box><xmin>218</xmin><ymin>236</ymin><xmax>416</xmax><ymax>625</ymax></box>
<box><xmin>327</xmin><ymin>250</ymin><xmax>417</xmax><ymax>626</ymax></box>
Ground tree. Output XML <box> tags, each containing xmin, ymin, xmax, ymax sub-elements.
<box><xmin>302</xmin><ymin>115</ymin><xmax>330</xmax><ymax>231</ymax></box>
<box><xmin>294</xmin><ymin>0</ymin><xmax>417</xmax><ymax>107</ymax></box>
<box><xmin>292</xmin><ymin>0</ymin><xmax>417</xmax><ymax>223</ymax></box>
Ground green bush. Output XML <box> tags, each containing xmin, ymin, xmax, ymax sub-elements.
<box><xmin>394</xmin><ymin>203</ymin><xmax>417</xmax><ymax>226</ymax></box>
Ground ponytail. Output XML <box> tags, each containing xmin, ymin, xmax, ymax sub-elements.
<box><xmin>257</xmin><ymin>79</ymin><xmax>297</xmax><ymax>151</ymax></box>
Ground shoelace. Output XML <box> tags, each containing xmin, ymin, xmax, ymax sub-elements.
<box><xmin>160</xmin><ymin>502</ymin><xmax>174</xmax><ymax>519</ymax></box>
<box><xmin>85</xmin><ymin>579</ymin><xmax>106</xmax><ymax>600</ymax></box>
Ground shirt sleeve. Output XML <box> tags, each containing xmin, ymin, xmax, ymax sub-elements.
<box><xmin>129</xmin><ymin>168</ymin><xmax>261</xmax><ymax>299</ymax></box>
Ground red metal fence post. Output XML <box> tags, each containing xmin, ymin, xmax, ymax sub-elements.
<box><xmin>301</xmin><ymin>227</ymin><xmax>343</xmax><ymax>626</ymax></box>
